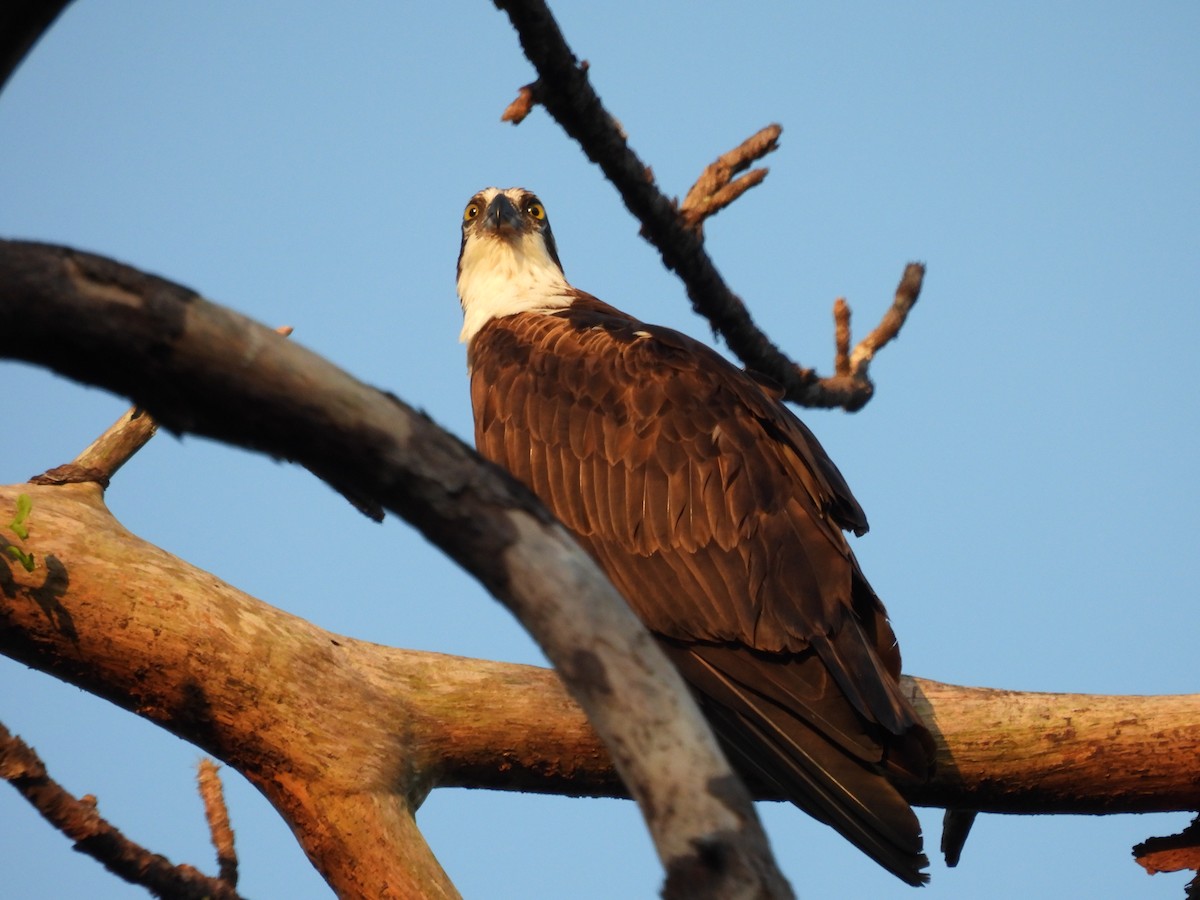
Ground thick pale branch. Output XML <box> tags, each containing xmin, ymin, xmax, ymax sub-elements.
<box><xmin>493</xmin><ymin>0</ymin><xmax>922</xmax><ymax>410</ymax></box>
<box><xmin>3</xmin><ymin>480</ymin><xmax>1199</xmax><ymax>821</ymax></box>
<box><xmin>4</xmin><ymin>240</ymin><xmax>1195</xmax><ymax>895</ymax></box>
<box><xmin>0</xmin><ymin>239</ymin><xmax>789</xmax><ymax>898</ymax></box>
<box><xmin>0</xmin><ymin>479</ymin><xmax>460</xmax><ymax>897</ymax></box>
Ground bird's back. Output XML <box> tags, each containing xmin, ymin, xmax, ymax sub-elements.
<box><xmin>468</xmin><ymin>295</ymin><xmax>934</xmax><ymax>885</ymax></box>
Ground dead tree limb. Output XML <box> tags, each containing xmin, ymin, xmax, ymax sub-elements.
<box><xmin>678</xmin><ymin>125</ymin><xmax>782</xmax><ymax>234</ymax></box>
<box><xmin>0</xmin><ymin>721</ymin><xmax>246</xmax><ymax>900</ymax></box>
<box><xmin>0</xmin><ymin>0</ymin><xmax>74</xmax><ymax>93</ymax></box>
<box><xmin>3</xmin><ymin>239</ymin><xmax>1199</xmax><ymax>896</ymax></box>
<box><xmin>493</xmin><ymin>0</ymin><xmax>921</xmax><ymax>410</ymax></box>
<box><xmin>197</xmin><ymin>760</ymin><xmax>239</xmax><ymax>888</ymax></box>
<box><xmin>2</xmin><ymin>480</ymin><xmax>1199</xmax><ymax>817</ymax></box>
<box><xmin>0</xmin><ymin>238</ymin><xmax>792</xmax><ymax>900</ymax></box>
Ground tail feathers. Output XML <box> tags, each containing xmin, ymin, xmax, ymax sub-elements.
<box><xmin>663</xmin><ymin>641</ymin><xmax>931</xmax><ymax>887</ymax></box>
<box><xmin>810</xmin><ymin>622</ymin><xmax>936</xmax><ymax>784</ymax></box>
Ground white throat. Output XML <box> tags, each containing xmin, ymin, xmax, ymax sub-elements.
<box><xmin>457</xmin><ymin>232</ymin><xmax>572</xmax><ymax>344</ymax></box>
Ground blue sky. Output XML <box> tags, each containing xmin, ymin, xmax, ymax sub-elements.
<box><xmin>2</xmin><ymin>2</ymin><xmax>1198</xmax><ymax>898</ymax></box>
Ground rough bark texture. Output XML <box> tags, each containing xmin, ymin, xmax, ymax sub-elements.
<box><xmin>493</xmin><ymin>0</ymin><xmax>922</xmax><ymax>411</ymax></box>
<box><xmin>5</xmin><ymin>481</ymin><xmax>1198</xmax><ymax>825</ymax></box>
<box><xmin>0</xmin><ymin>721</ymin><xmax>244</xmax><ymax>900</ymax></box>
<box><xmin>0</xmin><ymin>238</ymin><xmax>791</xmax><ymax>898</ymax></box>
<box><xmin>4</xmin><ymin>239</ymin><xmax>1200</xmax><ymax>896</ymax></box>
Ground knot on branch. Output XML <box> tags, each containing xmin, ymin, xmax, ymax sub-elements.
<box><xmin>30</xmin><ymin>464</ymin><xmax>111</xmax><ymax>488</ymax></box>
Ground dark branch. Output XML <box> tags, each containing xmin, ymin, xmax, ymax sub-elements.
<box><xmin>0</xmin><ymin>0</ymin><xmax>74</xmax><ymax>95</ymax></box>
<box><xmin>0</xmin><ymin>720</ymin><xmax>245</xmax><ymax>900</ymax></box>
<box><xmin>0</xmin><ymin>238</ymin><xmax>793</xmax><ymax>900</ymax></box>
<box><xmin>493</xmin><ymin>0</ymin><xmax>923</xmax><ymax>410</ymax></box>
<box><xmin>1133</xmin><ymin>815</ymin><xmax>1200</xmax><ymax>879</ymax></box>
<box><xmin>29</xmin><ymin>326</ymin><xmax>289</xmax><ymax>491</ymax></box>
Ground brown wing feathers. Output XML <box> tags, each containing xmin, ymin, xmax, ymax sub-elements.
<box><xmin>663</xmin><ymin>641</ymin><xmax>927</xmax><ymax>879</ymax></box>
<box><xmin>468</xmin><ymin>294</ymin><xmax>933</xmax><ymax>885</ymax></box>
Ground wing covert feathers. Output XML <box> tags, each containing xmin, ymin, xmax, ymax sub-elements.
<box><xmin>468</xmin><ymin>295</ymin><xmax>934</xmax><ymax>885</ymax></box>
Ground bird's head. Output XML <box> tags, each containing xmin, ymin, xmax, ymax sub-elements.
<box><xmin>456</xmin><ymin>187</ymin><xmax>572</xmax><ymax>344</ymax></box>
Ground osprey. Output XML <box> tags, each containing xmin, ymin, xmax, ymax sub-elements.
<box><xmin>457</xmin><ymin>187</ymin><xmax>934</xmax><ymax>885</ymax></box>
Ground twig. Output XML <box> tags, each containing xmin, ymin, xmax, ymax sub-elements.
<box><xmin>0</xmin><ymin>720</ymin><xmax>246</xmax><ymax>900</ymax></box>
<box><xmin>30</xmin><ymin>406</ymin><xmax>156</xmax><ymax>489</ymax></box>
<box><xmin>198</xmin><ymin>759</ymin><xmax>238</xmax><ymax>887</ymax></box>
<box><xmin>493</xmin><ymin>0</ymin><xmax>924</xmax><ymax>411</ymax></box>
<box><xmin>846</xmin><ymin>261</ymin><xmax>925</xmax><ymax>378</ymax></box>
<box><xmin>1133</xmin><ymin>814</ymin><xmax>1200</xmax><ymax>877</ymax></box>
<box><xmin>0</xmin><ymin>237</ymin><xmax>796</xmax><ymax>900</ymax></box>
<box><xmin>502</xmin><ymin>81</ymin><xmax>539</xmax><ymax>123</ymax></box>
<box><xmin>833</xmin><ymin>298</ymin><xmax>851</xmax><ymax>376</ymax></box>
<box><xmin>679</xmin><ymin>124</ymin><xmax>781</xmax><ymax>233</ymax></box>
<box><xmin>29</xmin><ymin>325</ymin><xmax>294</xmax><ymax>491</ymax></box>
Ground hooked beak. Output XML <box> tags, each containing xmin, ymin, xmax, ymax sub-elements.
<box><xmin>482</xmin><ymin>193</ymin><xmax>524</xmax><ymax>234</ymax></box>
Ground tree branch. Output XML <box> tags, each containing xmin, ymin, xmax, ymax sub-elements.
<box><xmin>0</xmin><ymin>238</ymin><xmax>791</xmax><ymax>899</ymax></box>
<box><xmin>1134</xmin><ymin>816</ymin><xmax>1200</xmax><ymax>880</ymax></box>
<box><xmin>198</xmin><ymin>759</ymin><xmax>239</xmax><ymax>888</ymax></box>
<box><xmin>3</xmin><ymin>479</ymin><xmax>1198</xmax><ymax>817</ymax></box>
<box><xmin>0</xmin><ymin>720</ymin><xmax>246</xmax><ymax>900</ymax></box>
<box><xmin>29</xmin><ymin>405</ymin><xmax>155</xmax><ymax>490</ymax></box>
<box><xmin>493</xmin><ymin>0</ymin><xmax>922</xmax><ymax>410</ymax></box>
<box><xmin>678</xmin><ymin>125</ymin><xmax>781</xmax><ymax>234</ymax></box>
<box><xmin>4</xmin><ymin>240</ymin><xmax>1197</xmax><ymax>896</ymax></box>
<box><xmin>0</xmin><ymin>0</ymin><xmax>74</xmax><ymax>94</ymax></box>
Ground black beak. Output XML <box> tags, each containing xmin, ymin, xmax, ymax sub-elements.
<box><xmin>483</xmin><ymin>193</ymin><xmax>524</xmax><ymax>233</ymax></box>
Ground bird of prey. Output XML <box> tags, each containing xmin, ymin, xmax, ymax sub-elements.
<box><xmin>456</xmin><ymin>186</ymin><xmax>934</xmax><ymax>885</ymax></box>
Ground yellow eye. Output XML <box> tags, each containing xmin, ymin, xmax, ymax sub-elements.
<box><xmin>464</xmin><ymin>203</ymin><xmax>480</xmax><ymax>222</ymax></box>
<box><xmin>526</xmin><ymin>203</ymin><xmax>545</xmax><ymax>221</ymax></box>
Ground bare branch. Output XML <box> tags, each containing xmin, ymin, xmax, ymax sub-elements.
<box><xmin>493</xmin><ymin>0</ymin><xmax>922</xmax><ymax>410</ymax></box>
<box><xmin>7</xmin><ymin>241</ymin><xmax>1195</xmax><ymax>893</ymax></box>
<box><xmin>4</xmin><ymin>479</ymin><xmax>1200</xmax><ymax>816</ymax></box>
<box><xmin>502</xmin><ymin>79</ymin><xmax>543</xmax><ymax>124</ymax></box>
<box><xmin>939</xmin><ymin>809</ymin><xmax>977</xmax><ymax>868</ymax></box>
<box><xmin>27</xmin><ymin>328</ymin><xmax>289</xmax><ymax>491</ymax></box>
<box><xmin>847</xmin><ymin>261</ymin><xmax>925</xmax><ymax>379</ymax></box>
<box><xmin>0</xmin><ymin>721</ymin><xmax>245</xmax><ymax>900</ymax></box>
<box><xmin>679</xmin><ymin>125</ymin><xmax>781</xmax><ymax>233</ymax></box>
<box><xmin>0</xmin><ymin>0</ymin><xmax>74</xmax><ymax>95</ymax></box>
<box><xmin>0</xmin><ymin>238</ymin><xmax>791</xmax><ymax>899</ymax></box>
<box><xmin>1134</xmin><ymin>817</ymin><xmax>1200</xmax><ymax>900</ymax></box>
<box><xmin>2</xmin><ymin>239</ymin><xmax>1198</xmax><ymax>890</ymax></box>
<box><xmin>198</xmin><ymin>760</ymin><xmax>239</xmax><ymax>887</ymax></box>
<box><xmin>30</xmin><ymin>406</ymin><xmax>156</xmax><ymax>489</ymax></box>
<box><xmin>833</xmin><ymin>297</ymin><xmax>851</xmax><ymax>377</ymax></box>
<box><xmin>1133</xmin><ymin>816</ymin><xmax>1200</xmax><ymax>876</ymax></box>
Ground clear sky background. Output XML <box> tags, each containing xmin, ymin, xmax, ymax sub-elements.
<box><xmin>2</xmin><ymin>3</ymin><xmax>1198</xmax><ymax>898</ymax></box>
